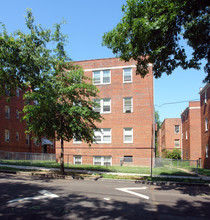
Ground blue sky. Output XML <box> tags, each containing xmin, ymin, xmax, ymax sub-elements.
<box><xmin>0</xmin><ymin>0</ymin><xmax>207</xmax><ymax>122</ymax></box>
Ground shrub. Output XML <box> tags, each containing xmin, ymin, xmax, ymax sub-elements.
<box><xmin>166</xmin><ymin>149</ymin><xmax>181</xmax><ymax>159</ymax></box>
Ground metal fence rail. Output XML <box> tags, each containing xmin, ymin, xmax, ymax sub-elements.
<box><xmin>0</xmin><ymin>150</ymin><xmax>199</xmax><ymax>175</ymax></box>
<box><xmin>0</xmin><ymin>150</ymin><xmax>56</xmax><ymax>162</ymax></box>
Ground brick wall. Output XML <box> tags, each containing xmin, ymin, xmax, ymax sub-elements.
<box><xmin>0</xmin><ymin>89</ymin><xmax>55</xmax><ymax>154</ymax></box>
<box><xmin>200</xmin><ymin>84</ymin><xmax>210</xmax><ymax>168</ymax></box>
<box><xmin>181</xmin><ymin>101</ymin><xmax>201</xmax><ymax>161</ymax></box>
<box><xmin>158</xmin><ymin>118</ymin><xmax>182</xmax><ymax>156</ymax></box>
<box><xmin>56</xmin><ymin>57</ymin><xmax>154</xmax><ymax>166</ymax></box>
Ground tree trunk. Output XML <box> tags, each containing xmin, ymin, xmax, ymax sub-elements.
<box><xmin>60</xmin><ymin>137</ymin><xmax>65</xmax><ymax>175</ymax></box>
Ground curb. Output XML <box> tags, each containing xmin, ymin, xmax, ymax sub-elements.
<box><xmin>135</xmin><ymin>180</ymin><xmax>210</xmax><ymax>187</ymax></box>
<box><xmin>1</xmin><ymin>169</ymin><xmax>210</xmax><ymax>187</ymax></box>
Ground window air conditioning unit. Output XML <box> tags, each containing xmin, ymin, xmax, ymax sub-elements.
<box><xmin>125</xmin><ymin>106</ymin><xmax>131</xmax><ymax>113</ymax></box>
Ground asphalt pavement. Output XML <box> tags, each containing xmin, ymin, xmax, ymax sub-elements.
<box><xmin>0</xmin><ymin>173</ymin><xmax>209</xmax><ymax>220</ymax></box>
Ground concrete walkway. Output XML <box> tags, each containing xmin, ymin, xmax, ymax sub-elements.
<box><xmin>1</xmin><ymin>164</ymin><xmax>210</xmax><ymax>181</ymax></box>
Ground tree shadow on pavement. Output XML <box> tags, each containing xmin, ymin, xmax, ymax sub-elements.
<box><xmin>0</xmin><ymin>177</ymin><xmax>210</xmax><ymax>220</ymax></box>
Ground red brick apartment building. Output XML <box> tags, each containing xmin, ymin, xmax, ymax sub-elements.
<box><xmin>199</xmin><ymin>84</ymin><xmax>210</xmax><ymax>168</ymax></box>
<box><xmin>56</xmin><ymin>58</ymin><xmax>154</xmax><ymax>166</ymax></box>
<box><xmin>157</xmin><ymin>118</ymin><xmax>181</xmax><ymax>156</ymax></box>
<box><xmin>0</xmin><ymin>89</ymin><xmax>54</xmax><ymax>154</ymax></box>
<box><xmin>181</xmin><ymin>101</ymin><xmax>201</xmax><ymax>161</ymax></box>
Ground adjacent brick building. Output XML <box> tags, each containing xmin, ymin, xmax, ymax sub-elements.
<box><xmin>199</xmin><ymin>84</ymin><xmax>210</xmax><ymax>168</ymax></box>
<box><xmin>181</xmin><ymin>101</ymin><xmax>201</xmax><ymax>161</ymax></box>
<box><xmin>157</xmin><ymin>118</ymin><xmax>182</xmax><ymax>156</ymax></box>
<box><xmin>56</xmin><ymin>57</ymin><xmax>154</xmax><ymax>166</ymax></box>
<box><xmin>0</xmin><ymin>89</ymin><xmax>55</xmax><ymax>154</ymax></box>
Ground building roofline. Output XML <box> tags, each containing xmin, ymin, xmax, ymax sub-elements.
<box><xmin>199</xmin><ymin>83</ymin><xmax>210</xmax><ymax>95</ymax></box>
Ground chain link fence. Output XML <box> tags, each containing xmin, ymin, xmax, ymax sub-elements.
<box><xmin>0</xmin><ymin>150</ymin><xmax>199</xmax><ymax>175</ymax></box>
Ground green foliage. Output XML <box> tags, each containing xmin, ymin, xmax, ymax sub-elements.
<box><xmin>102</xmin><ymin>0</ymin><xmax>210</xmax><ymax>82</ymax></box>
<box><xmin>162</xmin><ymin>149</ymin><xmax>181</xmax><ymax>159</ymax></box>
<box><xmin>0</xmin><ymin>9</ymin><xmax>65</xmax><ymax>96</ymax></box>
<box><xmin>1</xmin><ymin>10</ymin><xmax>103</xmax><ymax>174</ymax></box>
<box><xmin>23</xmin><ymin>65</ymin><xmax>102</xmax><ymax>144</ymax></box>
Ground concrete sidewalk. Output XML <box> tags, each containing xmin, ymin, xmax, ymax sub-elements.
<box><xmin>1</xmin><ymin>163</ymin><xmax>210</xmax><ymax>181</ymax></box>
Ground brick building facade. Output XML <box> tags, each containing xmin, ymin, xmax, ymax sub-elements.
<box><xmin>181</xmin><ymin>101</ymin><xmax>201</xmax><ymax>161</ymax></box>
<box><xmin>157</xmin><ymin>118</ymin><xmax>182</xmax><ymax>156</ymax></box>
<box><xmin>56</xmin><ymin>58</ymin><xmax>154</xmax><ymax>166</ymax></box>
<box><xmin>0</xmin><ymin>89</ymin><xmax>55</xmax><ymax>154</ymax></box>
<box><xmin>199</xmin><ymin>84</ymin><xmax>210</xmax><ymax>168</ymax></box>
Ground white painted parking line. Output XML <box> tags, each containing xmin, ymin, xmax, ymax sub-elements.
<box><xmin>8</xmin><ymin>190</ymin><xmax>59</xmax><ymax>203</ymax></box>
<box><xmin>116</xmin><ymin>187</ymin><xmax>149</xmax><ymax>200</ymax></box>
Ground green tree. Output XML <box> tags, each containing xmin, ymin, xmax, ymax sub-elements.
<box><xmin>102</xmin><ymin>0</ymin><xmax>209</xmax><ymax>82</ymax></box>
<box><xmin>155</xmin><ymin>111</ymin><xmax>161</xmax><ymax>157</ymax></box>
<box><xmin>23</xmin><ymin>65</ymin><xmax>102</xmax><ymax>174</ymax></box>
<box><xmin>0</xmin><ymin>9</ymin><xmax>54</xmax><ymax>96</ymax></box>
<box><xmin>21</xmin><ymin>12</ymin><xmax>102</xmax><ymax>174</ymax></box>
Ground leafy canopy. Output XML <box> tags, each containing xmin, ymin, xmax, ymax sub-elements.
<box><xmin>0</xmin><ymin>9</ymin><xmax>64</xmax><ymax>96</ymax></box>
<box><xmin>23</xmin><ymin>65</ymin><xmax>102</xmax><ymax>144</ymax></box>
<box><xmin>102</xmin><ymin>0</ymin><xmax>210</xmax><ymax>82</ymax></box>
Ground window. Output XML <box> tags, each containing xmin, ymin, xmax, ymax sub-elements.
<box><xmin>174</xmin><ymin>139</ymin><xmax>180</xmax><ymax>148</ymax></box>
<box><xmin>204</xmin><ymin>91</ymin><xmax>207</xmax><ymax>104</ymax></box>
<box><xmin>123</xmin><ymin>68</ymin><xmax>132</xmax><ymax>83</ymax></box>
<box><xmin>93</xmin><ymin>70</ymin><xmax>110</xmax><ymax>85</ymax></box>
<box><xmin>74</xmin><ymin>155</ymin><xmax>82</xmax><ymax>165</ymax></box>
<box><xmin>26</xmin><ymin>134</ymin><xmax>30</xmax><ymax>145</ymax></box>
<box><xmin>5</xmin><ymin>87</ymin><xmax>10</xmax><ymax>96</ymax></box>
<box><xmin>93</xmin><ymin>99</ymin><xmax>111</xmax><ymax>114</ymax></box>
<box><xmin>16</xmin><ymin>132</ymin><xmax>19</xmax><ymax>141</ymax></box>
<box><xmin>174</xmin><ymin>125</ymin><xmax>180</xmax><ymax>133</ymax></box>
<box><xmin>185</xmin><ymin>111</ymin><xmax>188</xmax><ymax>120</ymax></box>
<box><xmin>5</xmin><ymin>106</ymin><xmax>10</xmax><ymax>119</ymax></box>
<box><xmin>205</xmin><ymin>118</ymin><xmax>208</xmax><ymax>132</ymax></box>
<box><xmin>93</xmin><ymin>156</ymin><xmax>112</xmax><ymax>166</ymax></box>
<box><xmin>73</xmin><ymin>137</ymin><xmax>82</xmax><ymax>144</ymax></box>
<box><xmin>123</xmin><ymin>97</ymin><xmax>133</xmax><ymax>113</ymax></box>
<box><xmin>123</xmin><ymin>156</ymin><xmax>133</xmax><ymax>163</ymax></box>
<box><xmin>16</xmin><ymin>110</ymin><xmax>19</xmax><ymax>119</ymax></box>
<box><xmin>206</xmin><ymin>145</ymin><xmax>209</xmax><ymax>158</ymax></box>
<box><xmin>94</xmin><ymin>128</ymin><xmax>111</xmax><ymax>143</ymax></box>
<box><xmin>124</xmin><ymin>128</ymin><xmax>133</xmax><ymax>143</ymax></box>
<box><xmin>33</xmin><ymin>137</ymin><xmax>40</xmax><ymax>146</ymax></box>
<box><xmin>5</xmin><ymin>130</ymin><xmax>9</xmax><ymax>142</ymax></box>
<box><xmin>16</xmin><ymin>88</ymin><xmax>19</xmax><ymax>97</ymax></box>
<box><xmin>186</xmin><ymin>131</ymin><xmax>188</xmax><ymax>140</ymax></box>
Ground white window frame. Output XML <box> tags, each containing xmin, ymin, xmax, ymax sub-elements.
<box><xmin>204</xmin><ymin>91</ymin><xmax>207</xmax><ymax>104</ymax></box>
<box><xmin>123</xmin><ymin>156</ymin><xmax>133</xmax><ymax>163</ymax></box>
<box><xmin>74</xmin><ymin>155</ymin><xmax>82</xmax><ymax>165</ymax></box>
<box><xmin>16</xmin><ymin>132</ymin><xmax>19</xmax><ymax>141</ymax></box>
<box><xmin>93</xmin><ymin>156</ymin><xmax>112</xmax><ymax>166</ymax></box>
<box><xmin>5</xmin><ymin>106</ymin><xmax>10</xmax><ymax>119</ymax></box>
<box><xmin>94</xmin><ymin>98</ymin><xmax>111</xmax><ymax>114</ymax></box>
<box><xmin>174</xmin><ymin>125</ymin><xmax>180</xmax><ymax>134</ymax></box>
<box><xmin>93</xmin><ymin>70</ymin><xmax>111</xmax><ymax>85</ymax></box>
<box><xmin>205</xmin><ymin>118</ymin><xmax>208</xmax><ymax>132</ymax></box>
<box><xmin>26</xmin><ymin>134</ymin><xmax>30</xmax><ymax>145</ymax></box>
<box><xmin>33</xmin><ymin>137</ymin><xmax>40</xmax><ymax>146</ymax></box>
<box><xmin>123</xmin><ymin>97</ymin><xmax>133</xmax><ymax>113</ymax></box>
<box><xmin>73</xmin><ymin>137</ymin><xmax>82</xmax><ymax>144</ymax></box>
<box><xmin>124</xmin><ymin>128</ymin><xmax>133</xmax><ymax>143</ymax></box>
<box><xmin>5</xmin><ymin>130</ymin><xmax>10</xmax><ymax>142</ymax></box>
<box><xmin>206</xmin><ymin>145</ymin><xmax>209</xmax><ymax>158</ymax></box>
<box><xmin>123</xmin><ymin>68</ymin><xmax>132</xmax><ymax>83</ymax></box>
<box><xmin>16</xmin><ymin>110</ymin><xmax>19</xmax><ymax>119</ymax></box>
<box><xmin>186</xmin><ymin>131</ymin><xmax>188</xmax><ymax>140</ymax></box>
<box><xmin>16</xmin><ymin>88</ymin><xmax>20</xmax><ymax>97</ymax></box>
<box><xmin>174</xmin><ymin>139</ymin><xmax>180</xmax><ymax>148</ymax></box>
<box><xmin>94</xmin><ymin>128</ymin><xmax>111</xmax><ymax>144</ymax></box>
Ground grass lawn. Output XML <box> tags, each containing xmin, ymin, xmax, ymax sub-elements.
<box><xmin>0</xmin><ymin>159</ymin><xmax>203</xmax><ymax>176</ymax></box>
